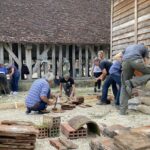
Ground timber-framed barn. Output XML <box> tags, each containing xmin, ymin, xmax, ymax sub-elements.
<box><xmin>111</xmin><ymin>0</ymin><xmax>150</xmax><ymax>56</ymax></box>
<box><xmin>0</xmin><ymin>0</ymin><xmax>111</xmax><ymax>80</ymax></box>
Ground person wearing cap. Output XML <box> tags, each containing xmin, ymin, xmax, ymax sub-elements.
<box><xmin>0</xmin><ymin>62</ymin><xmax>10</xmax><ymax>94</ymax></box>
<box><xmin>8</xmin><ymin>64</ymin><xmax>20</xmax><ymax>95</ymax></box>
<box><xmin>25</xmin><ymin>72</ymin><xmax>55</xmax><ymax>114</ymax></box>
<box><xmin>59</xmin><ymin>73</ymin><xmax>75</xmax><ymax>98</ymax></box>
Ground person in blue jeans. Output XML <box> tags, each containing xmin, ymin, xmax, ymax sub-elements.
<box><xmin>109</xmin><ymin>53</ymin><xmax>122</xmax><ymax>106</ymax></box>
<box><xmin>8</xmin><ymin>65</ymin><xmax>20</xmax><ymax>95</ymax></box>
<box><xmin>96</xmin><ymin>60</ymin><xmax>118</xmax><ymax>105</ymax></box>
<box><xmin>26</xmin><ymin>73</ymin><xmax>55</xmax><ymax>114</ymax></box>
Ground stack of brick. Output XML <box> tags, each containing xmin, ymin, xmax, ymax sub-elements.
<box><xmin>90</xmin><ymin>124</ymin><xmax>150</xmax><ymax>150</ymax></box>
<box><xmin>37</xmin><ymin>115</ymin><xmax>61</xmax><ymax>139</ymax></box>
<box><xmin>0</xmin><ymin>122</ymin><xmax>38</xmax><ymax>150</ymax></box>
<box><xmin>128</xmin><ymin>80</ymin><xmax>150</xmax><ymax>114</ymax></box>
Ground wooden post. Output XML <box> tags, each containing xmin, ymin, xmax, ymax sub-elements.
<box><xmin>0</xmin><ymin>43</ymin><xmax>4</xmax><ymax>64</ymax></box>
<box><xmin>59</xmin><ymin>45</ymin><xmax>63</xmax><ymax>76</ymax></box>
<box><xmin>9</xmin><ymin>44</ymin><xmax>13</xmax><ymax>64</ymax></box>
<box><xmin>85</xmin><ymin>46</ymin><xmax>89</xmax><ymax>78</ymax></box>
<box><xmin>79</xmin><ymin>46</ymin><xmax>82</xmax><ymax>78</ymax></box>
<box><xmin>18</xmin><ymin>43</ymin><xmax>22</xmax><ymax>78</ymax></box>
<box><xmin>72</xmin><ymin>45</ymin><xmax>76</xmax><ymax>78</ymax></box>
<box><xmin>25</xmin><ymin>44</ymin><xmax>32</xmax><ymax>80</ymax></box>
<box><xmin>44</xmin><ymin>44</ymin><xmax>49</xmax><ymax>74</ymax></box>
<box><xmin>36</xmin><ymin>44</ymin><xmax>40</xmax><ymax>77</ymax></box>
<box><xmin>4</xmin><ymin>43</ymin><xmax>20</xmax><ymax>65</ymax></box>
<box><xmin>66</xmin><ymin>45</ymin><xmax>69</xmax><ymax>60</ymax></box>
<box><xmin>90</xmin><ymin>45</ymin><xmax>95</xmax><ymax>60</ymax></box>
<box><xmin>52</xmin><ymin>44</ymin><xmax>56</xmax><ymax>75</ymax></box>
<box><xmin>134</xmin><ymin>0</ymin><xmax>138</xmax><ymax>44</ymax></box>
<box><xmin>110</xmin><ymin>0</ymin><xmax>113</xmax><ymax>58</ymax></box>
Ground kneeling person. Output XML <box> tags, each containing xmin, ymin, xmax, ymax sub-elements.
<box><xmin>25</xmin><ymin>73</ymin><xmax>54</xmax><ymax>114</ymax></box>
<box><xmin>60</xmin><ymin>73</ymin><xmax>75</xmax><ymax>98</ymax></box>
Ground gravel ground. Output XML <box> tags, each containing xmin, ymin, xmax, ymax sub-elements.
<box><xmin>0</xmin><ymin>87</ymin><xmax>150</xmax><ymax>150</ymax></box>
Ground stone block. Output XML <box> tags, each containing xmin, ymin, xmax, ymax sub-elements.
<box><xmin>114</xmin><ymin>132</ymin><xmax>150</xmax><ymax>150</ymax></box>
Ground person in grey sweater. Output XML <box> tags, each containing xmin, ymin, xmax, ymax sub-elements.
<box><xmin>120</xmin><ymin>44</ymin><xmax>150</xmax><ymax>115</ymax></box>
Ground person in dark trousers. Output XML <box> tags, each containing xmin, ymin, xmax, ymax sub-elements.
<box><xmin>8</xmin><ymin>65</ymin><xmax>20</xmax><ymax>95</ymax></box>
<box><xmin>109</xmin><ymin>53</ymin><xmax>122</xmax><ymax>107</ymax></box>
<box><xmin>0</xmin><ymin>62</ymin><xmax>10</xmax><ymax>94</ymax></box>
<box><xmin>21</xmin><ymin>64</ymin><xmax>30</xmax><ymax>80</ymax></box>
<box><xmin>96</xmin><ymin>60</ymin><xmax>118</xmax><ymax>105</ymax></box>
<box><xmin>92</xmin><ymin>57</ymin><xmax>102</xmax><ymax>92</ymax></box>
<box><xmin>59</xmin><ymin>73</ymin><xmax>75</xmax><ymax>98</ymax></box>
<box><xmin>120</xmin><ymin>44</ymin><xmax>150</xmax><ymax>115</ymax></box>
<box><xmin>26</xmin><ymin>73</ymin><xmax>55</xmax><ymax>114</ymax></box>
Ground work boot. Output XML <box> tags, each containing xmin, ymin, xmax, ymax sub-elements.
<box><xmin>125</xmin><ymin>80</ymin><xmax>133</xmax><ymax>96</ymax></box>
<box><xmin>38</xmin><ymin>109</ymin><xmax>50</xmax><ymax>114</ymax></box>
<box><xmin>26</xmin><ymin>108</ymin><xmax>31</xmax><ymax>114</ymax></box>
<box><xmin>94</xmin><ymin>87</ymin><xmax>97</xmax><ymax>93</ymax></box>
<box><xmin>96</xmin><ymin>101</ymin><xmax>107</xmax><ymax>105</ymax></box>
<box><xmin>119</xmin><ymin>109</ymin><xmax>128</xmax><ymax>115</ymax></box>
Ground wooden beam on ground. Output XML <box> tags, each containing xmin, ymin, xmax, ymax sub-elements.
<box><xmin>79</xmin><ymin>46</ymin><xmax>82</xmax><ymax>78</ymax></box>
<box><xmin>52</xmin><ymin>44</ymin><xmax>56</xmax><ymax>76</ymax></box>
<box><xmin>0</xmin><ymin>43</ymin><xmax>4</xmax><ymax>64</ymax></box>
<box><xmin>85</xmin><ymin>46</ymin><xmax>89</xmax><ymax>78</ymax></box>
<box><xmin>25</xmin><ymin>44</ymin><xmax>32</xmax><ymax>80</ymax></box>
<box><xmin>72</xmin><ymin>45</ymin><xmax>76</xmax><ymax>78</ymax></box>
<box><xmin>59</xmin><ymin>45</ymin><xmax>63</xmax><ymax>76</ymax></box>
<box><xmin>4</xmin><ymin>43</ymin><xmax>20</xmax><ymax>65</ymax></box>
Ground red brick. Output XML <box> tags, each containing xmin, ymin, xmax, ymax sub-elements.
<box><xmin>61</xmin><ymin>123</ymin><xmax>87</xmax><ymax>139</ymax></box>
<box><xmin>37</xmin><ymin>126</ymin><xmax>49</xmax><ymax>139</ymax></box>
<box><xmin>50</xmin><ymin>139</ymin><xmax>67</xmax><ymax>150</ymax></box>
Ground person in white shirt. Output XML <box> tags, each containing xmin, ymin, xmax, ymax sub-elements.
<box><xmin>92</xmin><ymin>57</ymin><xmax>102</xmax><ymax>92</ymax></box>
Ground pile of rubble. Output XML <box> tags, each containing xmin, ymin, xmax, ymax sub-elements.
<box><xmin>0</xmin><ymin>120</ymin><xmax>38</xmax><ymax>150</ymax></box>
<box><xmin>128</xmin><ymin>81</ymin><xmax>150</xmax><ymax>114</ymax></box>
<box><xmin>90</xmin><ymin>124</ymin><xmax>150</xmax><ymax>150</ymax></box>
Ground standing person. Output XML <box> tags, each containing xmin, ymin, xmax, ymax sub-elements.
<box><xmin>96</xmin><ymin>59</ymin><xmax>118</xmax><ymax>105</ymax></box>
<box><xmin>109</xmin><ymin>53</ymin><xmax>122</xmax><ymax>107</ymax></box>
<box><xmin>92</xmin><ymin>57</ymin><xmax>102</xmax><ymax>92</ymax></box>
<box><xmin>0</xmin><ymin>62</ymin><xmax>10</xmax><ymax>94</ymax></box>
<box><xmin>59</xmin><ymin>73</ymin><xmax>75</xmax><ymax>98</ymax></box>
<box><xmin>120</xmin><ymin>44</ymin><xmax>150</xmax><ymax>115</ymax></box>
<box><xmin>98</xmin><ymin>50</ymin><xmax>105</xmax><ymax>61</ymax></box>
<box><xmin>8</xmin><ymin>65</ymin><xmax>20</xmax><ymax>95</ymax></box>
<box><xmin>25</xmin><ymin>73</ymin><xmax>55</xmax><ymax>114</ymax></box>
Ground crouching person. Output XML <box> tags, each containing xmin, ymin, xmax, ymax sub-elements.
<box><xmin>59</xmin><ymin>73</ymin><xmax>75</xmax><ymax>98</ymax></box>
<box><xmin>25</xmin><ymin>72</ymin><xmax>55</xmax><ymax>114</ymax></box>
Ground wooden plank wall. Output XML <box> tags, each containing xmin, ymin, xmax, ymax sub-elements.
<box><xmin>137</xmin><ymin>0</ymin><xmax>150</xmax><ymax>50</ymax></box>
<box><xmin>111</xmin><ymin>0</ymin><xmax>150</xmax><ymax>56</ymax></box>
